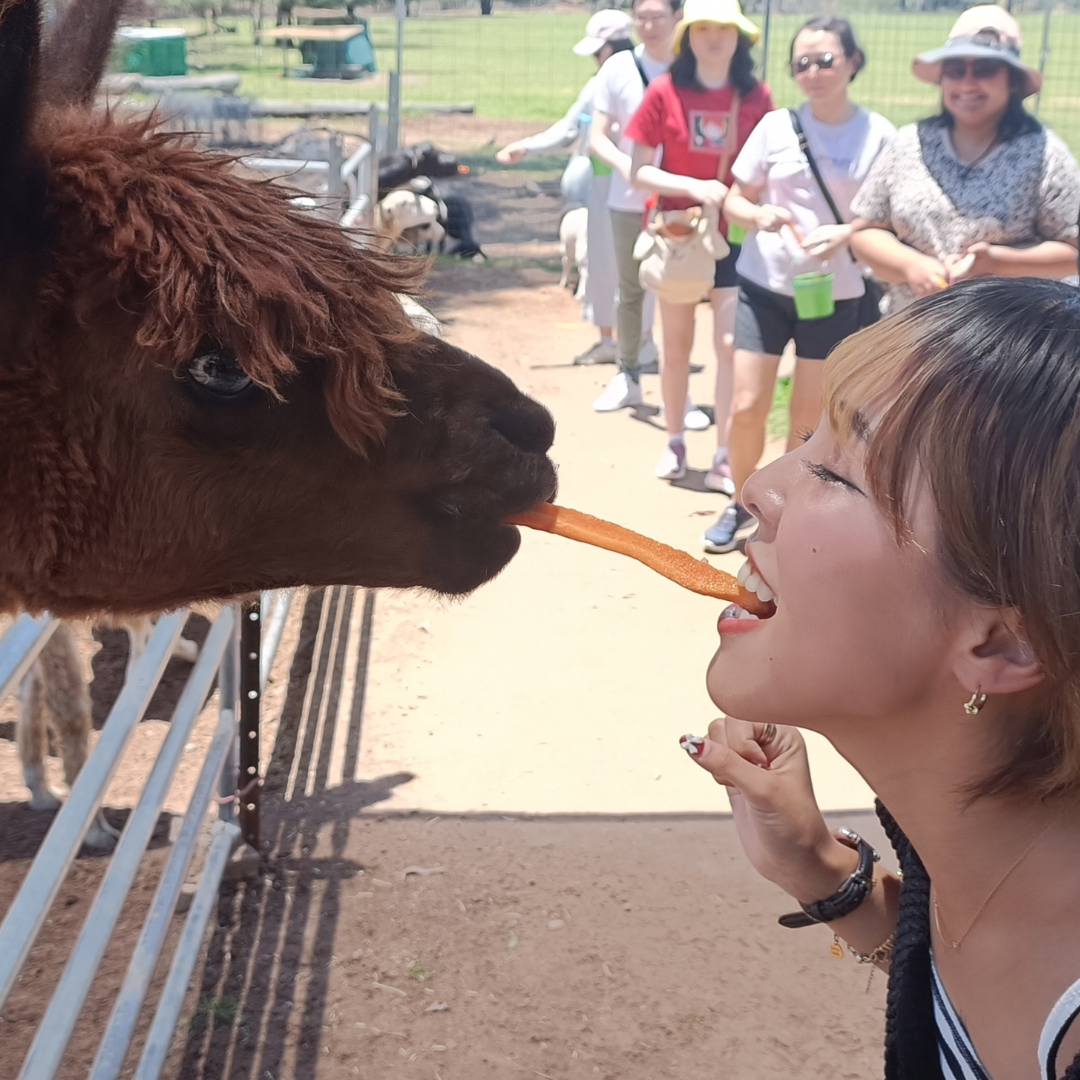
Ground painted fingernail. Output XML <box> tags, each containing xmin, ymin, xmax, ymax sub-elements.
<box><xmin>679</xmin><ymin>734</ymin><xmax>705</xmax><ymax>756</ymax></box>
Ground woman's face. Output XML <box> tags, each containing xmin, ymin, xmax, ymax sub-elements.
<box><xmin>689</xmin><ymin>22</ymin><xmax>739</xmax><ymax>72</ymax></box>
<box><xmin>790</xmin><ymin>29</ymin><xmax>857</xmax><ymax>102</ymax></box>
<box><xmin>705</xmin><ymin>417</ymin><xmax>967</xmax><ymax>734</ymax></box>
<box><xmin>940</xmin><ymin>56</ymin><xmax>1012</xmax><ymax>130</ymax></box>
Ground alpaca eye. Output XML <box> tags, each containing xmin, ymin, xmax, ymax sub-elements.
<box><xmin>187</xmin><ymin>352</ymin><xmax>253</xmax><ymax>397</ymax></box>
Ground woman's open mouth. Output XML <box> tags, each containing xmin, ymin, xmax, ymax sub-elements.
<box><xmin>718</xmin><ymin>553</ymin><xmax>777</xmax><ymax>634</ymax></box>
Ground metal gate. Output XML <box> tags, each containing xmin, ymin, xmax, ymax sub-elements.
<box><xmin>0</xmin><ymin>592</ymin><xmax>294</xmax><ymax>1080</ymax></box>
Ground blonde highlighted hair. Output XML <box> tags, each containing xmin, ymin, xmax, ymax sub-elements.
<box><xmin>823</xmin><ymin>278</ymin><xmax>1080</xmax><ymax>800</ymax></box>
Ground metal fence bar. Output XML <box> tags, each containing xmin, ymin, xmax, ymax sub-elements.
<box><xmin>0</xmin><ymin>612</ymin><xmax>186</xmax><ymax>1008</ymax></box>
<box><xmin>132</xmin><ymin>817</ymin><xmax>242</xmax><ymax>1080</ymax></box>
<box><xmin>217</xmin><ymin>609</ymin><xmax>240</xmax><ymax>826</ymax></box>
<box><xmin>260</xmin><ymin>590</ymin><xmax>294</xmax><ymax>690</ymax></box>
<box><xmin>89</xmin><ymin>686</ymin><xmax>239</xmax><ymax>1080</ymax></box>
<box><xmin>0</xmin><ymin>614</ymin><xmax>59</xmax><ymax>702</ymax></box>
<box><xmin>17</xmin><ymin>610</ymin><xmax>236</xmax><ymax>1080</ymax></box>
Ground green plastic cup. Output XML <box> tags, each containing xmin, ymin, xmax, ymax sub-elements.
<box><xmin>727</xmin><ymin>223</ymin><xmax>747</xmax><ymax>245</ymax></box>
<box><xmin>792</xmin><ymin>272</ymin><xmax>835</xmax><ymax>320</ymax></box>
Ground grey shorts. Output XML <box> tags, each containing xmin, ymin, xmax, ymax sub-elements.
<box><xmin>734</xmin><ymin>275</ymin><xmax>861</xmax><ymax>361</ymax></box>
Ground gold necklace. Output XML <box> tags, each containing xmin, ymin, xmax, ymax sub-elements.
<box><xmin>932</xmin><ymin>817</ymin><xmax>1058</xmax><ymax>950</ymax></box>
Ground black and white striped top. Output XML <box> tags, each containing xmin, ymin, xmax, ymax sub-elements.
<box><xmin>933</xmin><ymin>955</ymin><xmax>1080</xmax><ymax>1080</ymax></box>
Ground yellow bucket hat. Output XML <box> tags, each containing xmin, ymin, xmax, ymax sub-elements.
<box><xmin>673</xmin><ymin>0</ymin><xmax>761</xmax><ymax>53</ymax></box>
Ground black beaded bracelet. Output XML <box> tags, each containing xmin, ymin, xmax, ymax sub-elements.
<box><xmin>777</xmin><ymin>828</ymin><xmax>880</xmax><ymax>929</ymax></box>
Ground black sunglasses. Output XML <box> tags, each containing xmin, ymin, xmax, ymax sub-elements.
<box><xmin>941</xmin><ymin>57</ymin><xmax>1007</xmax><ymax>80</ymax></box>
<box><xmin>791</xmin><ymin>52</ymin><xmax>837</xmax><ymax>76</ymax></box>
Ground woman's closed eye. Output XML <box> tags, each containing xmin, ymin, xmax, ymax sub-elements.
<box><xmin>804</xmin><ymin>459</ymin><xmax>865</xmax><ymax>495</ymax></box>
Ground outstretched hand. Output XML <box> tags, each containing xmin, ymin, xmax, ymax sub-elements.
<box><xmin>681</xmin><ymin>717</ymin><xmax>855</xmax><ymax>903</ymax></box>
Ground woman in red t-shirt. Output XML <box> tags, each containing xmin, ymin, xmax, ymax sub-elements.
<box><xmin>625</xmin><ymin>0</ymin><xmax>773</xmax><ymax>489</ymax></box>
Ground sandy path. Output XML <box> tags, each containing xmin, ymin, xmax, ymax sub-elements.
<box><xmin>354</xmin><ymin>274</ymin><xmax>873</xmax><ymax>815</ymax></box>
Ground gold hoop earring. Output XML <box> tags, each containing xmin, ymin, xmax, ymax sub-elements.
<box><xmin>963</xmin><ymin>690</ymin><xmax>988</xmax><ymax>716</ymax></box>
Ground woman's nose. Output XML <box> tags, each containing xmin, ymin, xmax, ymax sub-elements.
<box><xmin>740</xmin><ymin>454</ymin><xmax>789</xmax><ymax>537</ymax></box>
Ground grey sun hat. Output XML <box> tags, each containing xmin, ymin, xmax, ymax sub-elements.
<box><xmin>912</xmin><ymin>5</ymin><xmax>1041</xmax><ymax>97</ymax></box>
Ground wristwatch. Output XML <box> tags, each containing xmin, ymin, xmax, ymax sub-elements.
<box><xmin>778</xmin><ymin>827</ymin><xmax>879</xmax><ymax>929</ymax></box>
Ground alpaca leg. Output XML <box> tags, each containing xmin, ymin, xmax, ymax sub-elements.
<box><xmin>41</xmin><ymin>624</ymin><xmax>119</xmax><ymax>848</ymax></box>
<box><xmin>18</xmin><ymin>664</ymin><xmax>61</xmax><ymax>810</ymax></box>
<box><xmin>125</xmin><ymin>619</ymin><xmax>152</xmax><ymax>685</ymax></box>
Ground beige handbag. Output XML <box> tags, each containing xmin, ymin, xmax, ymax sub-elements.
<box><xmin>635</xmin><ymin>93</ymin><xmax>740</xmax><ymax>305</ymax></box>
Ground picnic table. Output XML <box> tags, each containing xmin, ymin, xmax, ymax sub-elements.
<box><xmin>257</xmin><ymin>22</ymin><xmax>376</xmax><ymax>79</ymax></box>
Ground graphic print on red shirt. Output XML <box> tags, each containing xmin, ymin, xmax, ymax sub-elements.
<box><xmin>625</xmin><ymin>74</ymin><xmax>774</xmax><ymax>213</ymax></box>
<box><xmin>688</xmin><ymin>110</ymin><xmax>732</xmax><ymax>152</ymax></box>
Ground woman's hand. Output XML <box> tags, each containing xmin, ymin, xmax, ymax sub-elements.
<box><xmin>495</xmin><ymin>143</ymin><xmax>527</xmax><ymax>165</ymax></box>
<box><xmin>687</xmin><ymin>178</ymin><xmax>729</xmax><ymax>210</ymax></box>
<box><xmin>754</xmin><ymin>204</ymin><xmax>794</xmax><ymax>233</ymax></box>
<box><xmin>801</xmin><ymin>223</ymin><xmax>853</xmax><ymax>260</ymax></box>
<box><xmin>681</xmin><ymin>716</ymin><xmax>858</xmax><ymax>903</ymax></box>
<box><xmin>945</xmin><ymin>242</ymin><xmax>994</xmax><ymax>283</ymax></box>
<box><xmin>904</xmin><ymin>253</ymin><xmax>950</xmax><ymax>297</ymax></box>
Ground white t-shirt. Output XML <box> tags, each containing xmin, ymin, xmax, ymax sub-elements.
<box><xmin>593</xmin><ymin>45</ymin><xmax>668</xmax><ymax>213</ymax></box>
<box><xmin>732</xmin><ymin>103</ymin><xmax>896</xmax><ymax>299</ymax></box>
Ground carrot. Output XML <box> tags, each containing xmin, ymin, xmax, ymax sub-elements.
<box><xmin>508</xmin><ymin>503</ymin><xmax>772</xmax><ymax>617</ymax></box>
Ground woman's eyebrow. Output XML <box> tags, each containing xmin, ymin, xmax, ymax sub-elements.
<box><xmin>851</xmin><ymin>410</ymin><xmax>871</xmax><ymax>443</ymax></box>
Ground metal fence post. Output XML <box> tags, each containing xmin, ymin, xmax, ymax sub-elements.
<box><xmin>760</xmin><ymin>0</ymin><xmax>772</xmax><ymax>93</ymax></box>
<box><xmin>1035</xmin><ymin>0</ymin><xmax>1052</xmax><ymax>117</ymax></box>
<box><xmin>388</xmin><ymin>0</ymin><xmax>405</xmax><ymax>151</ymax></box>
<box><xmin>239</xmin><ymin>600</ymin><xmax>262</xmax><ymax>850</ymax></box>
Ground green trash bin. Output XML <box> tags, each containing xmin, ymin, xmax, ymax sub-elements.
<box><xmin>112</xmin><ymin>28</ymin><xmax>188</xmax><ymax>77</ymax></box>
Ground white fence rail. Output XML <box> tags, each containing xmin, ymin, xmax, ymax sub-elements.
<box><xmin>0</xmin><ymin>591</ymin><xmax>295</xmax><ymax>1079</ymax></box>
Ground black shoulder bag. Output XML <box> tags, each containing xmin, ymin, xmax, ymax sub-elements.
<box><xmin>788</xmin><ymin>108</ymin><xmax>883</xmax><ymax>329</ymax></box>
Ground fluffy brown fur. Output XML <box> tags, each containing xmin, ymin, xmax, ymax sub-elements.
<box><xmin>38</xmin><ymin>111</ymin><xmax>422</xmax><ymax>452</ymax></box>
<box><xmin>0</xmin><ymin>0</ymin><xmax>556</xmax><ymax>616</ymax></box>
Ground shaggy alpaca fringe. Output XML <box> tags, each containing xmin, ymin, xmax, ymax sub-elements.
<box><xmin>37</xmin><ymin>110</ymin><xmax>427</xmax><ymax>452</ymax></box>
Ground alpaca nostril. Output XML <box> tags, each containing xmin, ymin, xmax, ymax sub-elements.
<box><xmin>488</xmin><ymin>397</ymin><xmax>555</xmax><ymax>456</ymax></box>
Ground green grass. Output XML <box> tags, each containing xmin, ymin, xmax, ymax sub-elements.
<box><xmin>163</xmin><ymin>9</ymin><xmax>1080</xmax><ymax>153</ymax></box>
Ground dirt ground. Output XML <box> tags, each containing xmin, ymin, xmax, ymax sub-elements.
<box><xmin>0</xmin><ymin>139</ymin><xmax>888</xmax><ymax>1080</ymax></box>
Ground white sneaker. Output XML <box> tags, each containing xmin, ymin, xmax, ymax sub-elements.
<box><xmin>637</xmin><ymin>336</ymin><xmax>660</xmax><ymax>374</ymax></box>
<box><xmin>684</xmin><ymin>400</ymin><xmax>711</xmax><ymax>431</ymax></box>
<box><xmin>574</xmin><ymin>339</ymin><xmax>618</xmax><ymax>365</ymax></box>
<box><xmin>593</xmin><ymin>372</ymin><xmax>643</xmax><ymax>412</ymax></box>
<box><xmin>654</xmin><ymin>441</ymin><xmax>688</xmax><ymax>480</ymax></box>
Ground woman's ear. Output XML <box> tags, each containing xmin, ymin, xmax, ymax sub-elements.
<box><xmin>953</xmin><ymin>608</ymin><xmax>1044</xmax><ymax>698</ymax></box>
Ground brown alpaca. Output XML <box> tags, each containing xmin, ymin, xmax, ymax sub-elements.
<box><xmin>0</xmin><ymin>0</ymin><xmax>556</xmax><ymax>620</ymax></box>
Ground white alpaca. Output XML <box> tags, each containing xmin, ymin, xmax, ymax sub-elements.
<box><xmin>18</xmin><ymin>620</ymin><xmax>199</xmax><ymax>849</ymax></box>
<box><xmin>559</xmin><ymin>206</ymin><xmax>588</xmax><ymax>300</ymax></box>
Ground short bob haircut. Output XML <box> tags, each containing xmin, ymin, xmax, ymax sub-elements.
<box><xmin>823</xmin><ymin>277</ymin><xmax>1080</xmax><ymax>802</ymax></box>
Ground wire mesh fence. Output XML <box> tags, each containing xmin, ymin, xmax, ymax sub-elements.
<box><xmin>156</xmin><ymin>2</ymin><xmax>1080</xmax><ymax>155</ymax></box>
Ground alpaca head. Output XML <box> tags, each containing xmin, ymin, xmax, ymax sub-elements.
<box><xmin>0</xmin><ymin>0</ymin><xmax>556</xmax><ymax>615</ymax></box>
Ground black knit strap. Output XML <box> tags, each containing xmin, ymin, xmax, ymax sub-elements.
<box><xmin>632</xmin><ymin>51</ymin><xmax>650</xmax><ymax>88</ymax></box>
<box><xmin>788</xmin><ymin>107</ymin><xmax>844</xmax><ymax>226</ymax></box>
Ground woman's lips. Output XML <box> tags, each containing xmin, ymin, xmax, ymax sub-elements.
<box><xmin>718</xmin><ymin>554</ymin><xmax>777</xmax><ymax>635</ymax></box>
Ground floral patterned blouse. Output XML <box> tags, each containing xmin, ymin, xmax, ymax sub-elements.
<box><xmin>850</xmin><ymin>118</ymin><xmax>1080</xmax><ymax>312</ymax></box>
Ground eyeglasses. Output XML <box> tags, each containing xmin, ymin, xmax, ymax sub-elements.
<box><xmin>790</xmin><ymin>52</ymin><xmax>836</xmax><ymax>76</ymax></box>
<box><xmin>940</xmin><ymin>57</ymin><xmax>1007</xmax><ymax>80</ymax></box>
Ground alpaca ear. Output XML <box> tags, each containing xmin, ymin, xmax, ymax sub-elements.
<box><xmin>0</xmin><ymin>0</ymin><xmax>41</xmax><ymax>252</ymax></box>
<box><xmin>38</xmin><ymin>0</ymin><xmax>127</xmax><ymax>107</ymax></box>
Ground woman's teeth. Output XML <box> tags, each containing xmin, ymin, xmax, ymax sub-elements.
<box><xmin>721</xmin><ymin>603</ymin><xmax>760</xmax><ymax>621</ymax></box>
<box><xmin>736</xmin><ymin>558</ymin><xmax>776</xmax><ymax>604</ymax></box>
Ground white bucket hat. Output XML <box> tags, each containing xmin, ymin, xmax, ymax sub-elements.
<box><xmin>573</xmin><ymin>9</ymin><xmax>634</xmax><ymax>57</ymax></box>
